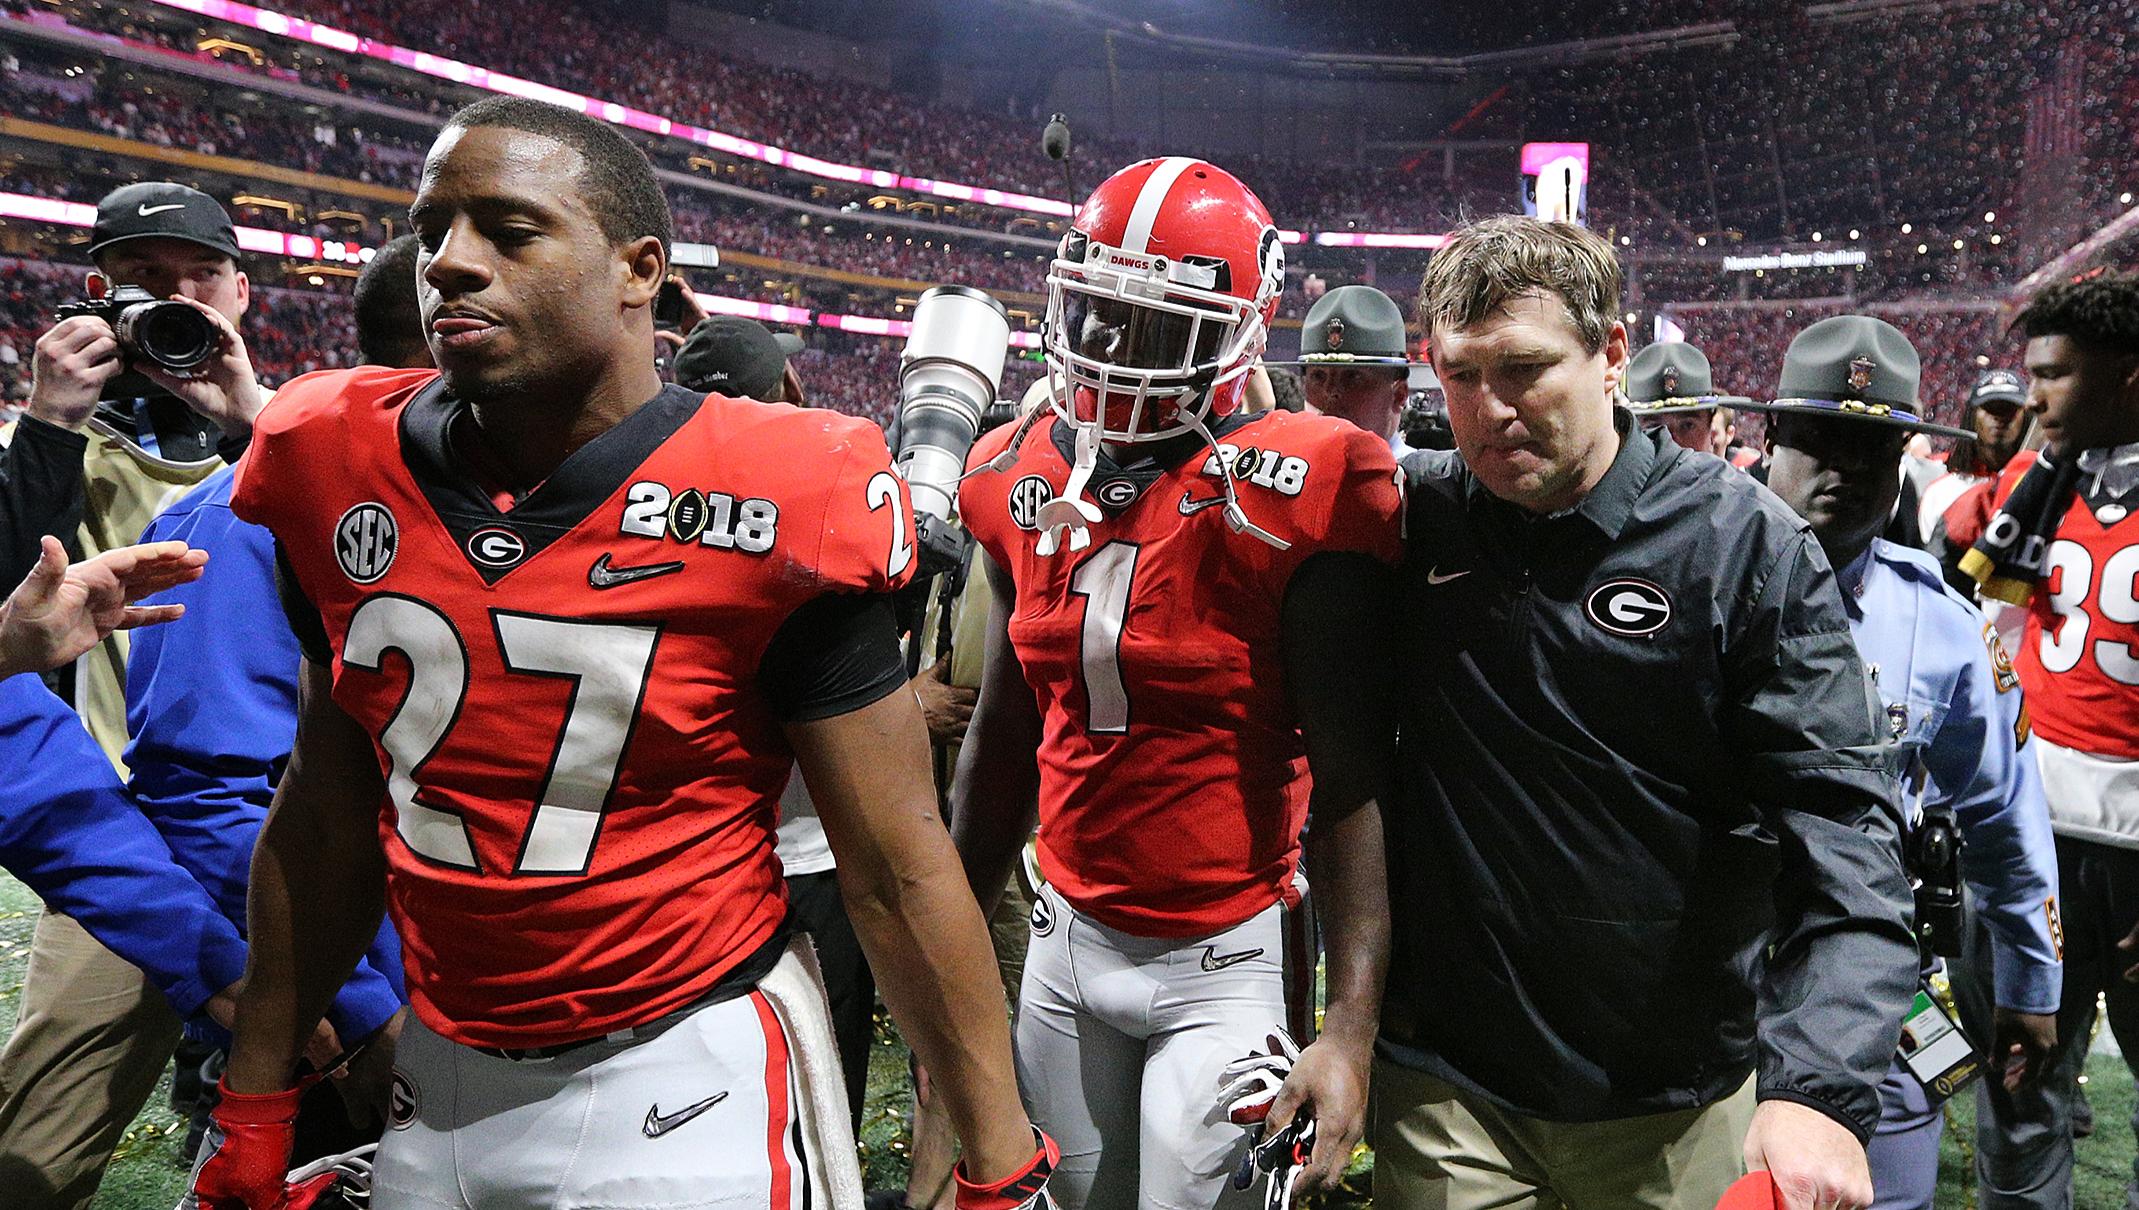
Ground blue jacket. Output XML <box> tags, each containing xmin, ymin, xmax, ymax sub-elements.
<box><xmin>129</xmin><ymin>465</ymin><xmax>404</xmax><ymax>1039</ymax></box>
<box><xmin>0</xmin><ymin>673</ymin><xmax>246</xmax><ymax>1017</ymax></box>
<box><xmin>1842</xmin><ymin>539</ymin><xmax>2061</xmax><ymax>1014</ymax></box>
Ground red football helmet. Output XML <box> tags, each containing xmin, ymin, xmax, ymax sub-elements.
<box><xmin>1043</xmin><ymin>157</ymin><xmax>1284</xmax><ymax>445</ymax></box>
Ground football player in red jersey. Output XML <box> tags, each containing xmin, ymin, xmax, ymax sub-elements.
<box><xmin>190</xmin><ymin>97</ymin><xmax>1053</xmax><ymax>1210</ymax></box>
<box><xmin>1965</xmin><ymin>272</ymin><xmax>2139</xmax><ymax>1203</ymax></box>
<box><xmin>950</xmin><ymin>157</ymin><xmax>1403</xmax><ymax>1208</ymax></box>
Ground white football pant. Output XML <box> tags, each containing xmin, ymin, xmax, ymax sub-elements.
<box><xmin>1014</xmin><ymin>879</ymin><xmax>1314</xmax><ymax>1210</ymax></box>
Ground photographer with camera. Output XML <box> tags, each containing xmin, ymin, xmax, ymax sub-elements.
<box><xmin>0</xmin><ymin>181</ymin><xmax>273</xmax><ymax>1210</ymax></box>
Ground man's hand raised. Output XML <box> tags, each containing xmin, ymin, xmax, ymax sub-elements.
<box><xmin>0</xmin><ymin>536</ymin><xmax>208</xmax><ymax>677</ymax></box>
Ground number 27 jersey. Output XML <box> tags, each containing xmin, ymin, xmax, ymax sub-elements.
<box><xmin>960</xmin><ymin>410</ymin><xmax>1403</xmax><ymax>938</ymax></box>
<box><xmin>232</xmin><ymin>367</ymin><xmax>916</xmax><ymax>1048</ymax></box>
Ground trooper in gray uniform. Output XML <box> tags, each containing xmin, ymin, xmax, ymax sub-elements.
<box><xmin>1370</xmin><ymin>215</ymin><xmax>1918</xmax><ymax>1210</ymax></box>
<box><xmin>1622</xmin><ymin>341</ymin><xmax>1756</xmax><ymax>465</ymax></box>
<box><xmin>1271</xmin><ymin>284</ymin><xmax>1419</xmax><ymax>447</ymax></box>
<box><xmin>1750</xmin><ymin>315</ymin><xmax>2061</xmax><ymax>1210</ymax></box>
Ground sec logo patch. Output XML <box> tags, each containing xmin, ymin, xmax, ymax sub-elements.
<box><xmin>334</xmin><ymin>503</ymin><xmax>397</xmax><ymax>585</ymax></box>
<box><xmin>1009</xmin><ymin>475</ymin><xmax>1055</xmax><ymax>531</ymax></box>
<box><xmin>1585</xmin><ymin>578</ymin><xmax>1672</xmax><ymax>637</ymax></box>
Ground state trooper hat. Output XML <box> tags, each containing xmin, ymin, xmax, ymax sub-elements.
<box><xmin>88</xmin><ymin>182</ymin><xmax>243</xmax><ymax>263</ymax></box>
<box><xmin>1740</xmin><ymin>314</ymin><xmax>1973</xmax><ymax>439</ymax></box>
<box><xmin>1272</xmin><ymin>285</ymin><xmax>1417</xmax><ymax>367</ymax></box>
<box><xmin>1623</xmin><ymin>342</ymin><xmax>1752</xmax><ymax>416</ymax></box>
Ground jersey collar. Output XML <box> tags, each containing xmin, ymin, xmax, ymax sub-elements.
<box><xmin>399</xmin><ymin>380</ymin><xmax>705</xmax><ymax>584</ymax></box>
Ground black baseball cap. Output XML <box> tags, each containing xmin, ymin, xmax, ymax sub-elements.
<box><xmin>1969</xmin><ymin>368</ymin><xmax>2028</xmax><ymax>411</ymax></box>
<box><xmin>672</xmin><ymin>316</ymin><xmax>805</xmax><ymax>400</ymax></box>
<box><xmin>88</xmin><ymin>182</ymin><xmax>242</xmax><ymax>263</ymax></box>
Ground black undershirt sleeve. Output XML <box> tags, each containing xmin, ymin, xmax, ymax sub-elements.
<box><xmin>758</xmin><ymin>592</ymin><xmax>909</xmax><ymax>723</ymax></box>
<box><xmin>1280</xmin><ymin>550</ymin><xmax>1400</xmax><ymax>822</ymax></box>
<box><xmin>273</xmin><ymin>541</ymin><xmax>333</xmax><ymax>665</ymax></box>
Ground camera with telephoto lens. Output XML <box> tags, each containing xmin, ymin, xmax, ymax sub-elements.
<box><xmin>55</xmin><ymin>285</ymin><xmax>219</xmax><ymax>375</ymax></box>
<box><xmin>896</xmin><ymin>285</ymin><xmax>1011</xmax><ymax>575</ymax></box>
<box><xmin>1401</xmin><ymin>390</ymin><xmax>1454</xmax><ymax>451</ymax></box>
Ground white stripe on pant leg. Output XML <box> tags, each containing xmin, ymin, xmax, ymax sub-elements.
<box><xmin>758</xmin><ymin>935</ymin><xmax>865</xmax><ymax>1210</ymax></box>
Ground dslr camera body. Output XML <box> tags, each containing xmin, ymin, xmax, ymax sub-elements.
<box><xmin>55</xmin><ymin>285</ymin><xmax>219</xmax><ymax>375</ymax></box>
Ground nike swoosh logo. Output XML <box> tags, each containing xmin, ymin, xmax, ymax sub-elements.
<box><xmin>642</xmin><ymin>1091</ymin><xmax>727</xmax><ymax>1138</ymax></box>
<box><xmin>1425</xmin><ymin>567</ymin><xmax>1469</xmax><ymax>586</ymax></box>
<box><xmin>589</xmin><ymin>552</ymin><xmax>685</xmax><ymax>589</ymax></box>
<box><xmin>137</xmin><ymin>203</ymin><xmax>187</xmax><ymax>216</ymax></box>
<box><xmin>1200</xmin><ymin>945</ymin><xmax>1264</xmax><ymax>972</ymax></box>
<box><xmin>1179</xmin><ymin>491</ymin><xmax>1227</xmax><ymax>516</ymax></box>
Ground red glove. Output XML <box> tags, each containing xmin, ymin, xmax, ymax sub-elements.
<box><xmin>189</xmin><ymin>1076</ymin><xmax>339</xmax><ymax>1210</ymax></box>
<box><xmin>954</xmin><ymin>1128</ymin><xmax>1060</xmax><ymax>1210</ymax></box>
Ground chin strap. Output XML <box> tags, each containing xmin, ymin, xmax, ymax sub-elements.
<box><xmin>1033</xmin><ymin>420</ymin><xmax>1104</xmax><ymax>557</ymax></box>
<box><xmin>1185</xmin><ymin>411</ymin><xmax>1290</xmax><ymax>552</ymax></box>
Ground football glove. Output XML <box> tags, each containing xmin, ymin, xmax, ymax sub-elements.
<box><xmin>953</xmin><ymin>1127</ymin><xmax>1060</xmax><ymax>1210</ymax></box>
<box><xmin>1233</xmin><ymin>1116</ymin><xmax>1315</xmax><ymax>1210</ymax></box>
<box><xmin>182</xmin><ymin>1076</ymin><xmax>352</xmax><ymax>1210</ymax></box>
<box><xmin>1218</xmin><ymin>1029</ymin><xmax>1314</xmax><ymax>1210</ymax></box>
<box><xmin>1216</xmin><ymin>1028</ymin><xmax>1301</xmax><ymax>1127</ymax></box>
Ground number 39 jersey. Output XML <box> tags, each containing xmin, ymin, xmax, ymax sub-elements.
<box><xmin>1994</xmin><ymin>450</ymin><xmax>2139</xmax><ymax>759</ymax></box>
<box><xmin>231</xmin><ymin>367</ymin><xmax>916</xmax><ymax>1048</ymax></box>
<box><xmin>959</xmin><ymin>409</ymin><xmax>1403</xmax><ymax>938</ymax></box>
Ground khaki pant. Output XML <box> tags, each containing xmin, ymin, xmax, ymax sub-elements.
<box><xmin>0</xmin><ymin>910</ymin><xmax>182</xmax><ymax>1210</ymax></box>
<box><xmin>1370</xmin><ymin>1059</ymin><xmax>1756</xmax><ymax>1210</ymax></box>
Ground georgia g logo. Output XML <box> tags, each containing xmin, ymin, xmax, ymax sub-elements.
<box><xmin>1584</xmin><ymin>577</ymin><xmax>1673</xmax><ymax>638</ymax></box>
<box><xmin>334</xmin><ymin>502</ymin><xmax>397</xmax><ymax>584</ymax></box>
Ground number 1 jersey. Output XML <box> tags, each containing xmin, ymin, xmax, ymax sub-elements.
<box><xmin>959</xmin><ymin>409</ymin><xmax>1403</xmax><ymax>938</ymax></box>
<box><xmin>232</xmin><ymin>367</ymin><xmax>916</xmax><ymax>1047</ymax></box>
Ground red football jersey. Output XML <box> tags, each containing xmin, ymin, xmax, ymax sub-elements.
<box><xmin>1993</xmin><ymin>450</ymin><xmax>2139</xmax><ymax>759</ymax></box>
<box><xmin>960</xmin><ymin>410</ymin><xmax>1403</xmax><ymax>937</ymax></box>
<box><xmin>232</xmin><ymin>368</ymin><xmax>915</xmax><ymax>1047</ymax></box>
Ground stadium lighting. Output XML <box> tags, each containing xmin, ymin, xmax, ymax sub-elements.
<box><xmin>1849</xmin><ymin>229</ymin><xmax>1861</xmax><ymax>240</ymax></box>
<box><xmin>1917</xmin><ymin>244</ymin><xmax>1929</xmax><ymax>254</ymax></box>
<box><xmin>1990</xmin><ymin>234</ymin><xmax>2003</xmax><ymax>244</ymax></box>
<box><xmin>1901</xmin><ymin>223</ymin><xmax>1913</xmax><ymax>234</ymax></box>
<box><xmin>1811</xmin><ymin>232</ymin><xmax>1821</xmax><ymax>242</ymax></box>
<box><xmin>1620</xmin><ymin>236</ymin><xmax>1631</xmax><ymax>246</ymax></box>
<box><xmin>1696</xmin><ymin>236</ymin><xmax>1707</xmax><ymax>246</ymax></box>
<box><xmin>1984</xmin><ymin>211</ymin><xmax>1996</xmax><ymax>223</ymax></box>
<box><xmin>2124</xmin><ymin>192</ymin><xmax>2135</xmax><ymax>205</ymax></box>
<box><xmin>1954</xmin><ymin>239</ymin><xmax>1965</xmax><ymax>249</ymax></box>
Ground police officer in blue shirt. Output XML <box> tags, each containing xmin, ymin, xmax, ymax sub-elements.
<box><xmin>1754</xmin><ymin>315</ymin><xmax>2062</xmax><ymax>1210</ymax></box>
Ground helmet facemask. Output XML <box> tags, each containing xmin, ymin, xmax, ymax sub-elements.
<box><xmin>1035</xmin><ymin>237</ymin><xmax>1276</xmax><ymax>555</ymax></box>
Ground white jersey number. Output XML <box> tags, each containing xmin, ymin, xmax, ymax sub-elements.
<box><xmin>344</xmin><ymin>595</ymin><xmax>659</xmax><ymax>874</ymax></box>
<box><xmin>2040</xmin><ymin>540</ymin><xmax>2139</xmax><ymax>685</ymax></box>
<box><xmin>1069</xmin><ymin>541</ymin><xmax>1139</xmax><ymax>734</ymax></box>
<box><xmin>867</xmin><ymin>471</ymin><xmax>914</xmax><ymax>579</ymax></box>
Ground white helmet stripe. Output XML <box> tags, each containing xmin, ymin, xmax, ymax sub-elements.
<box><xmin>1120</xmin><ymin>156</ymin><xmax>1199</xmax><ymax>254</ymax></box>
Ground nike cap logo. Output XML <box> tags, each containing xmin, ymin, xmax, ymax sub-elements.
<box><xmin>137</xmin><ymin>202</ymin><xmax>187</xmax><ymax>216</ymax></box>
<box><xmin>643</xmin><ymin>1091</ymin><xmax>727</xmax><ymax>1138</ymax></box>
<box><xmin>589</xmin><ymin>553</ymin><xmax>686</xmax><ymax>589</ymax></box>
<box><xmin>1425</xmin><ymin>566</ymin><xmax>1469</xmax><ymax>585</ymax></box>
<box><xmin>1200</xmin><ymin>945</ymin><xmax>1265</xmax><ymax>972</ymax></box>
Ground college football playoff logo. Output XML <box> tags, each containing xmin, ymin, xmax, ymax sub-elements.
<box><xmin>334</xmin><ymin>503</ymin><xmax>397</xmax><ymax>585</ymax></box>
<box><xmin>388</xmin><ymin>1070</ymin><xmax>417</xmax><ymax>1130</ymax></box>
<box><xmin>1584</xmin><ymin>578</ymin><xmax>1673</xmax><ymax>637</ymax></box>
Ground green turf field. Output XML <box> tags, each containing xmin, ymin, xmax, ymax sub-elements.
<box><xmin>1</xmin><ymin>869</ymin><xmax>2130</xmax><ymax>1208</ymax></box>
